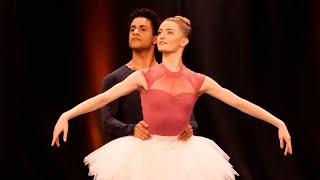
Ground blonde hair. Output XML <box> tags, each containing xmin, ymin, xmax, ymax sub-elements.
<box><xmin>164</xmin><ymin>16</ymin><xmax>192</xmax><ymax>38</ymax></box>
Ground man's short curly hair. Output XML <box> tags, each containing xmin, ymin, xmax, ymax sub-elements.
<box><xmin>128</xmin><ymin>8</ymin><xmax>162</xmax><ymax>36</ymax></box>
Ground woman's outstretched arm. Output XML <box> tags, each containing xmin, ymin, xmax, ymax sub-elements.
<box><xmin>199</xmin><ymin>76</ymin><xmax>292</xmax><ymax>156</ymax></box>
<box><xmin>51</xmin><ymin>71</ymin><xmax>147</xmax><ymax>147</ymax></box>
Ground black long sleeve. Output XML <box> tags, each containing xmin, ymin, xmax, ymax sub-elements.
<box><xmin>101</xmin><ymin>65</ymin><xmax>142</xmax><ymax>140</ymax></box>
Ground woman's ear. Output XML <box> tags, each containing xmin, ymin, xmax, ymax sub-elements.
<box><xmin>180</xmin><ymin>38</ymin><xmax>189</xmax><ymax>47</ymax></box>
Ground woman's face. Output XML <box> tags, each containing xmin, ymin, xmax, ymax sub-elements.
<box><xmin>157</xmin><ymin>20</ymin><xmax>187</xmax><ymax>53</ymax></box>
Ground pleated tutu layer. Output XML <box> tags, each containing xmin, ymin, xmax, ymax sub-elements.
<box><xmin>84</xmin><ymin>135</ymin><xmax>239</xmax><ymax>180</ymax></box>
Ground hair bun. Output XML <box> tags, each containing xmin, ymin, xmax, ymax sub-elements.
<box><xmin>174</xmin><ymin>16</ymin><xmax>191</xmax><ymax>27</ymax></box>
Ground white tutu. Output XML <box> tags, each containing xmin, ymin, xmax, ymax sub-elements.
<box><xmin>84</xmin><ymin>135</ymin><xmax>239</xmax><ymax>180</ymax></box>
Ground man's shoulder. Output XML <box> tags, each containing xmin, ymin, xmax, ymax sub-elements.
<box><xmin>103</xmin><ymin>64</ymin><xmax>133</xmax><ymax>82</ymax></box>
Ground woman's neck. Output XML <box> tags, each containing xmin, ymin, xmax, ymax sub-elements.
<box><xmin>161</xmin><ymin>53</ymin><xmax>183</xmax><ymax>72</ymax></box>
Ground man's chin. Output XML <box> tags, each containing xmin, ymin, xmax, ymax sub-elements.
<box><xmin>129</xmin><ymin>44</ymin><xmax>141</xmax><ymax>49</ymax></box>
<box><xmin>130</xmin><ymin>46</ymin><xmax>146</xmax><ymax>51</ymax></box>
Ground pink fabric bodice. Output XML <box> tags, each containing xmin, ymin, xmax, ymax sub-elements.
<box><xmin>140</xmin><ymin>63</ymin><xmax>205</xmax><ymax>136</ymax></box>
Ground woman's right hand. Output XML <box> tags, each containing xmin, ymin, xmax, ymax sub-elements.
<box><xmin>51</xmin><ymin>113</ymin><xmax>69</xmax><ymax>147</ymax></box>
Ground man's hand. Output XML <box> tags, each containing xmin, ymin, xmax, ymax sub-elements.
<box><xmin>133</xmin><ymin>120</ymin><xmax>152</xmax><ymax>140</ymax></box>
<box><xmin>178</xmin><ymin>124</ymin><xmax>193</xmax><ymax>141</ymax></box>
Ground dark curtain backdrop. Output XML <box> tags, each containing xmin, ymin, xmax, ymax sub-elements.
<box><xmin>2</xmin><ymin>0</ymin><xmax>319</xmax><ymax>179</ymax></box>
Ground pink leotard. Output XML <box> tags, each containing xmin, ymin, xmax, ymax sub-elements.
<box><xmin>140</xmin><ymin>63</ymin><xmax>205</xmax><ymax>136</ymax></box>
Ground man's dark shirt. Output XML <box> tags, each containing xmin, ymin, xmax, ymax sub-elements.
<box><xmin>101</xmin><ymin>65</ymin><xmax>198</xmax><ymax>141</ymax></box>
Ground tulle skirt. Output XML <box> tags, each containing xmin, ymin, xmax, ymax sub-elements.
<box><xmin>84</xmin><ymin>135</ymin><xmax>239</xmax><ymax>180</ymax></box>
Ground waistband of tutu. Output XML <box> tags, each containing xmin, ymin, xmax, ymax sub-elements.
<box><xmin>151</xmin><ymin>134</ymin><xmax>179</xmax><ymax>140</ymax></box>
<box><xmin>148</xmin><ymin>135</ymin><xmax>180</xmax><ymax>148</ymax></box>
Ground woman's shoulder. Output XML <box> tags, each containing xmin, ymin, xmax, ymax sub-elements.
<box><xmin>183</xmin><ymin>66</ymin><xmax>205</xmax><ymax>77</ymax></box>
<box><xmin>183</xmin><ymin>66</ymin><xmax>206</xmax><ymax>90</ymax></box>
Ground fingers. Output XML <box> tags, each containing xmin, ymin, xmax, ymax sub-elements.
<box><xmin>56</xmin><ymin>137</ymin><xmax>60</xmax><ymax>147</ymax></box>
<box><xmin>178</xmin><ymin>125</ymin><xmax>193</xmax><ymax>141</ymax></box>
<box><xmin>284</xmin><ymin>145</ymin><xmax>288</xmax><ymax>156</ymax></box>
<box><xmin>51</xmin><ymin>132</ymin><xmax>60</xmax><ymax>147</ymax></box>
<box><xmin>284</xmin><ymin>138</ymin><xmax>293</xmax><ymax>156</ymax></box>
<box><xmin>134</xmin><ymin>121</ymin><xmax>152</xmax><ymax>140</ymax></box>
<box><xmin>51</xmin><ymin>118</ymin><xmax>69</xmax><ymax>147</ymax></box>
<box><xmin>178</xmin><ymin>131</ymin><xmax>192</xmax><ymax>141</ymax></box>
<box><xmin>139</xmin><ymin>121</ymin><xmax>149</xmax><ymax>128</ymax></box>
<box><xmin>288</xmin><ymin>140</ymin><xmax>293</xmax><ymax>154</ymax></box>
<box><xmin>278</xmin><ymin>123</ymin><xmax>292</xmax><ymax>156</ymax></box>
<box><xmin>51</xmin><ymin>126</ymin><xmax>68</xmax><ymax>147</ymax></box>
<box><xmin>288</xmin><ymin>145</ymin><xmax>293</xmax><ymax>155</ymax></box>
<box><xmin>280</xmin><ymin>136</ymin><xmax>292</xmax><ymax>156</ymax></box>
<box><xmin>279</xmin><ymin>134</ymin><xmax>293</xmax><ymax>156</ymax></box>
<box><xmin>279</xmin><ymin>137</ymin><xmax>284</xmax><ymax>149</ymax></box>
<box><xmin>134</xmin><ymin>127</ymin><xmax>151</xmax><ymax>140</ymax></box>
<box><xmin>63</xmin><ymin>128</ymin><xmax>68</xmax><ymax>142</ymax></box>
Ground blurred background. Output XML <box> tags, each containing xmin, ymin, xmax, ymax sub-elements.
<box><xmin>2</xmin><ymin>0</ymin><xmax>319</xmax><ymax>179</ymax></box>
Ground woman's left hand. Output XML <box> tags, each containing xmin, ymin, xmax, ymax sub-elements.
<box><xmin>278</xmin><ymin>123</ymin><xmax>293</xmax><ymax>156</ymax></box>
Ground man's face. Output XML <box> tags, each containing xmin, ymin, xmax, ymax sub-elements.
<box><xmin>129</xmin><ymin>17</ymin><xmax>157</xmax><ymax>51</ymax></box>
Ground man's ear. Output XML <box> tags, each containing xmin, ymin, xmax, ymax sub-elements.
<box><xmin>180</xmin><ymin>38</ymin><xmax>189</xmax><ymax>47</ymax></box>
<box><xmin>153</xmin><ymin>36</ymin><xmax>157</xmax><ymax>45</ymax></box>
